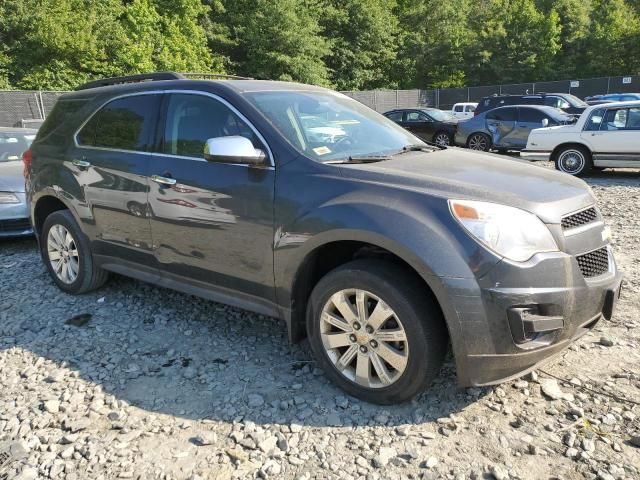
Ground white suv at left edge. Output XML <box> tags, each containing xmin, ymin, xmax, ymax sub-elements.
<box><xmin>523</xmin><ymin>100</ymin><xmax>640</xmax><ymax>176</ymax></box>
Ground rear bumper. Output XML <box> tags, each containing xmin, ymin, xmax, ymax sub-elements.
<box><xmin>0</xmin><ymin>195</ymin><xmax>33</xmax><ymax>237</ymax></box>
<box><xmin>443</xmin><ymin>249</ymin><xmax>623</xmax><ymax>387</ymax></box>
<box><xmin>521</xmin><ymin>150</ymin><xmax>551</xmax><ymax>161</ymax></box>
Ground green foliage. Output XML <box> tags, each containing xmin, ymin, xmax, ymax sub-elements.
<box><xmin>0</xmin><ymin>0</ymin><xmax>638</xmax><ymax>90</ymax></box>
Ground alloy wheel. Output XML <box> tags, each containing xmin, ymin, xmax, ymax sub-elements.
<box><xmin>468</xmin><ymin>134</ymin><xmax>489</xmax><ymax>151</ymax></box>
<box><xmin>434</xmin><ymin>133</ymin><xmax>451</xmax><ymax>147</ymax></box>
<box><xmin>47</xmin><ymin>224</ymin><xmax>80</xmax><ymax>284</ymax></box>
<box><xmin>320</xmin><ymin>289</ymin><xmax>409</xmax><ymax>389</ymax></box>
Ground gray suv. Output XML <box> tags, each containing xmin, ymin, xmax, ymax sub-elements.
<box><xmin>26</xmin><ymin>73</ymin><xmax>623</xmax><ymax>404</ymax></box>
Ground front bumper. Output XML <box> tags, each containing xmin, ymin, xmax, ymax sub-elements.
<box><xmin>0</xmin><ymin>193</ymin><xmax>33</xmax><ymax>237</ymax></box>
<box><xmin>443</xmin><ymin>247</ymin><xmax>623</xmax><ymax>387</ymax></box>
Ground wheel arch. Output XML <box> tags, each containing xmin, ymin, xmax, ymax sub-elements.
<box><xmin>550</xmin><ymin>142</ymin><xmax>592</xmax><ymax>162</ymax></box>
<box><xmin>33</xmin><ymin>194</ymin><xmax>72</xmax><ymax>238</ymax></box>
<box><xmin>466</xmin><ymin>131</ymin><xmax>492</xmax><ymax>149</ymax></box>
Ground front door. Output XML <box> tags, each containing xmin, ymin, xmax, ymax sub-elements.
<box><xmin>72</xmin><ymin>93</ymin><xmax>160</xmax><ymax>262</ymax></box>
<box><xmin>514</xmin><ymin>107</ymin><xmax>554</xmax><ymax>150</ymax></box>
<box><xmin>585</xmin><ymin>107</ymin><xmax>640</xmax><ymax>162</ymax></box>
<box><xmin>148</xmin><ymin>92</ymin><xmax>276</xmax><ymax>302</ymax></box>
<box><xmin>402</xmin><ymin>111</ymin><xmax>435</xmax><ymax>141</ymax></box>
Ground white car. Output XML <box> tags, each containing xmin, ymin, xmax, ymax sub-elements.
<box><xmin>523</xmin><ymin>100</ymin><xmax>640</xmax><ymax>176</ymax></box>
<box><xmin>451</xmin><ymin>102</ymin><xmax>478</xmax><ymax>120</ymax></box>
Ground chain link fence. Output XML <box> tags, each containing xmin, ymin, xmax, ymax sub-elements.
<box><xmin>0</xmin><ymin>75</ymin><xmax>638</xmax><ymax>127</ymax></box>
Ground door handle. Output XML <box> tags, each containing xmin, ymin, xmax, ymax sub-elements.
<box><xmin>72</xmin><ymin>159</ymin><xmax>91</xmax><ymax>168</ymax></box>
<box><xmin>151</xmin><ymin>174</ymin><xmax>177</xmax><ymax>186</ymax></box>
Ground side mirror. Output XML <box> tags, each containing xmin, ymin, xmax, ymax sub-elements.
<box><xmin>541</xmin><ymin>118</ymin><xmax>549</xmax><ymax>128</ymax></box>
<box><xmin>204</xmin><ymin>136</ymin><xmax>266</xmax><ymax>166</ymax></box>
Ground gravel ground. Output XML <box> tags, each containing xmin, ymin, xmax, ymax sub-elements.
<box><xmin>0</xmin><ymin>163</ymin><xmax>639</xmax><ymax>480</ymax></box>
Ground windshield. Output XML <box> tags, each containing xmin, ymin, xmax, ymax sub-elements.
<box><xmin>427</xmin><ymin>109</ymin><xmax>455</xmax><ymax>121</ymax></box>
<box><xmin>246</xmin><ymin>90</ymin><xmax>426</xmax><ymax>162</ymax></box>
<box><xmin>0</xmin><ymin>132</ymin><xmax>35</xmax><ymax>162</ymax></box>
<box><xmin>563</xmin><ymin>94</ymin><xmax>588</xmax><ymax>108</ymax></box>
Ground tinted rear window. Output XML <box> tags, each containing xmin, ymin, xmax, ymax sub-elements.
<box><xmin>77</xmin><ymin>95</ymin><xmax>159</xmax><ymax>151</ymax></box>
<box><xmin>37</xmin><ymin>98</ymin><xmax>89</xmax><ymax>140</ymax></box>
<box><xmin>519</xmin><ymin>108</ymin><xmax>548</xmax><ymax>123</ymax></box>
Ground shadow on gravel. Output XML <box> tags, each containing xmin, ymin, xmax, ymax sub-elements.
<box><xmin>0</xmin><ymin>237</ymin><xmax>483</xmax><ymax>429</ymax></box>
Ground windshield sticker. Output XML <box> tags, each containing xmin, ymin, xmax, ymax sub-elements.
<box><xmin>313</xmin><ymin>146</ymin><xmax>331</xmax><ymax>156</ymax></box>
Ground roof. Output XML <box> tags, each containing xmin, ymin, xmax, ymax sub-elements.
<box><xmin>584</xmin><ymin>99</ymin><xmax>640</xmax><ymax>110</ymax></box>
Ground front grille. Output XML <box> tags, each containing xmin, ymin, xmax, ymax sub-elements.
<box><xmin>0</xmin><ymin>218</ymin><xmax>31</xmax><ymax>233</ymax></box>
<box><xmin>576</xmin><ymin>247</ymin><xmax>609</xmax><ymax>278</ymax></box>
<box><xmin>561</xmin><ymin>207</ymin><xmax>598</xmax><ymax>230</ymax></box>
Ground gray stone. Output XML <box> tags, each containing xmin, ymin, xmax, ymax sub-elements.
<box><xmin>247</xmin><ymin>394</ymin><xmax>264</xmax><ymax>408</ymax></box>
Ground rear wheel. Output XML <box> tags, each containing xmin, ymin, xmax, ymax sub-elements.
<box><xmin>467</xmin><ymin>132</ymin><xmax>491</xmax><ymax>151</ymax></box>
<box><xmin>432</xmin><ymin>131</ymin><xmax>451</xmax><ymax>147</ymax></box>
<box><xmin>41</xmin><ymin>210</ymin><xmax>108</xmax><ymax>294</ymax></box>
<box><xmin>306</xmin><ymin>260</ymin><xmax>447</xmax><ymax>404</ymax></box>
<box><xmin>554</xmin><ymin>145</ymin><xmax>593</xmax><ymax>176</ymax></box>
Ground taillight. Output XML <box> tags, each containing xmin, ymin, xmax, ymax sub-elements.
<box><xmin>22</xmin><ymin>148</ymin><xmax>32</xmax><ymax>178</ymax></box>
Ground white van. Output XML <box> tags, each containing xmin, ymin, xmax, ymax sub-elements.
<box><xmin>451</xmin><ymin>102</ymin><xmax>478</xmax><ymax>120</ymax></box>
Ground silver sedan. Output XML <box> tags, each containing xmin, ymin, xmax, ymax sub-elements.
<box><xmin>0</xmin><ymin>127</ymin><xmax>37</xmax><ymax>237</ymax></box>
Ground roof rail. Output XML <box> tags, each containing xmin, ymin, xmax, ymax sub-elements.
<box><xmin>76</xmin><ymin>72</ymin><xmax>186</xmax><ymax>91</ymax></box>
<box><xmin>76</xmin><ymin>71</ymin><xmax>254</xmax><ymax>91</ymax></box>
<box><xmin>181</xmin><ymin>72</ymin><xmax>254</xmax><ymax>80</ymax></box>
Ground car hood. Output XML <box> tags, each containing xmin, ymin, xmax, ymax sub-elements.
<box><xmin>338</xmin><ymin>148</ymin><xmax>594</xmax><ymax>224</ymax></box>
<box><xmin>0</xmin><ymin>162</ymin><xmax>25</xmax><ymax>193</ymax></box>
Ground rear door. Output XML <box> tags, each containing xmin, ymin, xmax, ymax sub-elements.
<box><xmin>148</xmin><ymin>91</ymin><xmax>276</xmax><ymax>303</ymax></box>
<box><xmin>73</xmin><ymin>93</ymin><xmax>159</xmax><ymax>262</ymax></box>
<box><xmin>485</xmin><ymin>107</ymin><xmax>517</xmax><ymax>148</ymax></box>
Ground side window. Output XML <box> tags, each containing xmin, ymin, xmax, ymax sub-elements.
<box><xmin>385</xmin><ymin>111</ymin><xmax>403</xmax><ymax>122</ymax></box>
<box><xmin>583</xmin><ymin>109</ymin><xmax>606</xmax><ymax>131</ymax></box>
<box><xmin>627</xmin><ymin>108</ymin><xmax>640</xmax><ymax>130</ymax></box>
<box><xmin>454</xmin><ymin>105</ymin><xmax>463</xmax><ymax>112</ymax></box>
<box><xmin>406</xmin><ymin>112</ymin><xmax>427</xmax><ymax>122</ymax></box>
<box><xmin>519</xmin><ymin>108</ymin><xmax>547</xmax><ymax>124</ymax></box>
<box><xmin>466</xmin><ymin>105</ymin><xmax>476</xmax><ymax>113</ymax></box>
<box><xmin>77</xmin><ymin>95</ymin><xmax>158</xmax><ymax>151</ymax></box>
<box><xmin>487</xmin><ymin>108</ymin><xmax>517</xmax><ymax>122</ymax></box>
<box><xmin>162</xmin><ymin>93</ymin><xmax>264</xmax><ymax>159</ymax></box>
<box><xmin>602</xmin><ymin>109</ymin><xmax>628</xmax><ymax>131</ymax></box>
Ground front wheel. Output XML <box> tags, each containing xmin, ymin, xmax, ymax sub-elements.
<box><xmin>433</xmin><ymin>131</ymin><xmax>451</xmax><ymax>147</ymax></box>
<box><xmin>306</xmin><ymin>260</ymin><xmax>447</xmax><ymax>404</ymax></box>
<box><xmin>467</xmin><ymin>132</ymin><xmax>491</xmax><ymax>151</ymax></box>
<box><xmin>554</xmin><ymin>145</ymin><xmax>593</xmax><ymax>176</ymax></box>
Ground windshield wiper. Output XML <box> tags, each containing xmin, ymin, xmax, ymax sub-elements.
<box><xmin>391</xmin><ymin>144</ymin><xmax>438</xmax><ymax>156</ymax></box>
<box><xmin>325</xmin><ymin>154</ymin><xmax>392</xmax><ymax>164</ymax></box>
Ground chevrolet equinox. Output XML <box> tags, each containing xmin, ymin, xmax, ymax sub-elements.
<box><xmin>25</xmin><ymin>73</ymin><xmax>623</xmax><ymax>404</ymax></box>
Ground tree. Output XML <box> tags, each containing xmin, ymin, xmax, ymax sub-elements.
<box><xmin>394</xmin><ymin>0</ymin><xmax>474</xmax><ymax>88</ymax></box>
<box><xmin>216</xmin><ymin>0</ymin><xmax>331</xmax><ymax>85</ymax></box>
<box><xmin>464</xmin><ymin>0</ymin><xmax>561</xmax><ymax>85</ymax></box>
<box><xmin>316</xmin><ymin>0</ymin><xmax>399</xmax><ymax>90</ymax></box>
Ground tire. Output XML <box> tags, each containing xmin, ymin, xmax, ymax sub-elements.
<box><xmin>467</xmin><ymin>132</ymin><xmax>491</xmax><ymax>151</ymax></box>
<box><xmin>41</xmin><ymin>210</ymin><xmax>108</xmax><ymax>294</ymax></box>
<box><xmin>306</xmin><ymin>259</ymin><xmax>447</xmax><ymax>404</ymax></box>
<box><xmin>554</xmin><ymin>145</ymin><xmax>593</xmax><ymax>176</ymax></box>
<box><xmin>432</xmin><ymin>131</ymin><xmax>451</xmax><ymax>147</ymax></box>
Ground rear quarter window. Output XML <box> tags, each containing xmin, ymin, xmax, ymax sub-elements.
<box><xmin>37</xmin><ymin>98</ymin><xmax>89</xmax><ymax>141</ymax></box>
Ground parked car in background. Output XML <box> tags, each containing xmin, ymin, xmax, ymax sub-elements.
<box><xmin>0</xmin><ymin>127</ymin><xmax>37</xmax><ymax>237</ymax></box>
<box><xmin>451</xmin><ymin>102</ymin><xmax>477</xmax><ymax>120</ymax></box>
<box><xmin>585</xmin><ymin>93</ymin><xmax>640</xmax><ymax>105</ymax></box>
<box><xmin>26</xmin><ymin>73</ymin><xmax>622</xmax><ymax>404</ymax></box>
<box><xmin>475</xmin><ymin>93</ymin><xmax>588</xmax><ymax>116</ymax></box>
<box><xmin>383</xmin><ymin>108</ymin><xmax>457</xmax><ymax>146</ymax></box>
<box><xmin>523</xmin><ymin>101</ymin><xmax>640</xmax><ymax>176</ymax></box>
<box><xmin>455</xmin><ymin>105</ymin><xmax>575</xmax><ymax>152</ymax></box>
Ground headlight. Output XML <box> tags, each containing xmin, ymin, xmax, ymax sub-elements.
<box><xmin>0</xmin><ymin>192</ymin><xmax>20</xmax><ymax>204</ymax></box>
<box><xmin>449</xmin><ymin>199</ymin><xmax>558</xmax><ymax>262</ymax></box>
